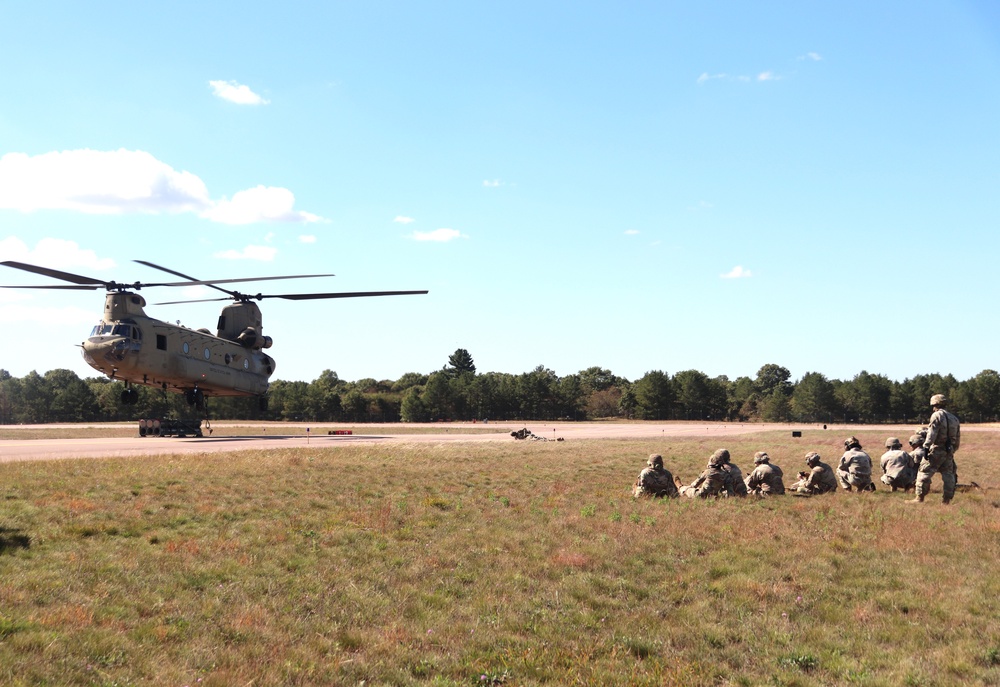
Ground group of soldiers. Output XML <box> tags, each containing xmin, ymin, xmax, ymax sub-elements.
<box><xmin>632</xmin><ymin>394</ymin><xmax>962</xmax><ymax>504</ymax></box>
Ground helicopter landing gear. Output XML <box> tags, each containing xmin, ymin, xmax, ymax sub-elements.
<box><xmin>258</xmin><ymin>395</ymin><xmax>268</xmax><ymax>412</ymax></box>
<box><xmin>183</xmin><ymin>387</ymin><xmax>213</xmax><ymax>435</ymax></box>
<box><xmin>185</xmin><ymin>388</ymin><xmax>205</xmax><ymax>410</ymax></box>
<box><xmin>120</xmin><ymin>385</ymin><xmax>139</xmax><ymax>405</ymax></box>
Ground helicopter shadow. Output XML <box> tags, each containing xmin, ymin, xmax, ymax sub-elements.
<box><xmin>0</xmin><ymin>527</ymin><xmax>31</xmax><ymax>554</ymax></box>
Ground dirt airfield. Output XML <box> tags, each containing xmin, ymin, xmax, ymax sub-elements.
<box><xmin>3</xmin><ymin>420</ymin><xmax>994</xmax><ymax>463</ymax></box>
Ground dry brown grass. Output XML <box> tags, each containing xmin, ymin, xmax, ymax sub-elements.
<box><xmin>0</xmin><ymin>429</ymin><xmax>998</xmax><ymax>685</ymax></box>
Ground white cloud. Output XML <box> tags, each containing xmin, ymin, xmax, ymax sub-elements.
<box><xmin>299</xmin><ymin>235</ymin><xmax>317</xmax><ymax>244</ymax></box>
<box><xmin>0</xmin><ymin>149</ymin><xmax>211</xmax><ymax>215</ymax></box>
<box><xmin>410</xmin><ymin>228</ymin><xmax>466</xmax><ymax>243</ymax></box>
<box><xmin>757</xmin><ymin>71</ymin><xmax>780</xmax><ymax>82</ymax></box>
<box><xmin>697</xmin><ymin>72</ymin><xmax>727</xmax><ymax>84</ymax></box>
<box><xmin>483</xmin><ymin>179</ymin><xmax>502</xmax><ymax>187</ymax></box>
<box><xmin>624</xmin><ymin>229</ymin><xmax>639</xmax><ymax>236</ymax></box>
<box><xmin>200</xmin><ymin>186</ymin><xmax>323</xmax><ymax>225</ymax></box>
<box><xmin>0</xmin><ymin>236</ymin><xmax>115</xmax><ymax>271</ymax></box>
<box><xmin>393</xmin><ymin>216</ymin><xmax>415</xmax><ymax>224</ymax></box>
<box><xmin>721</xmin><ymin>265</ymin><xmax>753</xmax><ymax>279</ymax></box>
<box><xmin>213</xmin><ymin>245</ymin><xmax>278</xmax><ymax>261</ymax></box>
<box><xmin>800</xmin><ymin>52</ymin><xmax>823</xmax><ymax>61</ymax></box>
<box><xmin>209</xmin><ymin>80</ymin><xmax>270</xmax><ymax>105</ymax></box>
<box><xmin>0</xmin><ymin>149</ymin><xmax>325</xmax><ymax>225</ymax></box>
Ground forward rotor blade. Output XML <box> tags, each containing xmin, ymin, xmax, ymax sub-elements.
<box><xmin>135</xmin><ymin>260</ymin><xmax>337</xmax><ymax>290</ymax></box>
<box><xmin>0</xmin><ymin>284</ymin><xmax>99</xmax><ymax>290</ymax></box>
<box><xmin>1</xmin><ymin>261</ymin><xmax>107</xmax><ymax>286</ymax></box>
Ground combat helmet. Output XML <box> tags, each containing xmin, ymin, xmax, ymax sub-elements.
<box><xmin>844</xmin><ymin>436</ymin><xmax>862</xmax><ymax>451</ymax></box>
<box><xmin>908</xmin><ymin>434</ymin><xmax>924</xmax><ymax>448</ymax></box>
<box><xmin>885</xmin><ymin>437</ymin><xmax>902</xmax><ymax>450</ymax></box>
<box><xmin>930</xmin><ymin>394</ymin><xmax>948</xmax><ymax>407</ymax></box>
<box><xmin>753</xmin><ymin>451</ymin><xmax>770</xmax><ymax>465</ymax></box>
<box><xmin>648</xmin><ymin>453</ymin><xmax>664</xmax><ymax>469</ymax></box>
<box><xmin>709</xmin><ymin>449</ymin><xmax>730</xmax><ymax>467</ymax></box>
<box><xmin>805</xmin><ymin>452</ymin><xmax>821</xmax><ymax>467</ymax></box>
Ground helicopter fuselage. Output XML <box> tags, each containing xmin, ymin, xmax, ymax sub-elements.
<box><xmin>2</xmin><ymin>258</ymin><xmax>426</xmax><ymax>411</ymax></box>
<box><xmin>81</xmin><ymin>291</ymin><xmax>274</xmax><ymax>398</ymax></box>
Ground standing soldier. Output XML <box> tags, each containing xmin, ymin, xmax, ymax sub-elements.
<box><xmin>745</xmin><ymin>451</ymin><xmax>785</xmax><ymax>496</ymax></box>
<box><xmin>910</xmin><ymin>394</ymin><xmax>961</xmax><ymax>504</ymax></box>
<box><xmin>679</xmin><ymin>451</ymin><xmax>728</xmax><ymax>499</ymax></box>
<box><xmin>838</xmin><ymin>436</ymin><xmax>874</xmax><ymax>492</ymax></box>
<box><xmin>879</xmin><ymin>437</ymin><xmax>916</xmax><ymax>492</ymax></box>
<box><xmin>632</xmin><ymin>453</ymin><xmax>680</xmax><ymax>499</ymax></box>
<box><xmin>795</xmin><ymin>452</ymin><xmax>838</xmax><ymax>495</ymax></box>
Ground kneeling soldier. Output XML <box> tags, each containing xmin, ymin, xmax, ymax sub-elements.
<box><xmin>633</xmin><ymin>453</ymin><xmax>679</xmax><ymax>498</ymax></box>
<box><xmin>745</xmin><ymin>451</ymin><xmax>785</xmax><ymax>496</ymax></box>
<box><xmin>879</xmin><ymin>437</ymin><xmax>916</xmax><ymax>492</ymax></box>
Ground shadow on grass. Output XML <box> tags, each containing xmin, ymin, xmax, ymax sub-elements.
<box><xmin>0</xmin><ymin>527</ymin><xmax>31</xmax><ymax>554</ymax></box>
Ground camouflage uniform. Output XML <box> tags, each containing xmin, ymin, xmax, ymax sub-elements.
<box><xmin>879</xmin><ymin>437</ymin><xmax>916</xmax><ymax>491</ymax></box>
<box><xmin>908</xmin><ymin>434</ymin><xmax>928</xmax><ymax>478</ymax></box>
<box><xmin>837</xmin><ymin>436</ymin><xmax>873</xmax><ymax>492</ymax></box>
<box><xmin>714</xmin><ymin>449</ymin><xmax>748</xmax><ymax>497</ymax></box>
<box><xmin>913</xmin><ymin>395</ymin><xmax>960</xmax><ymax>503</ymax></box>
<box><xmin>797</xmin><ymin>452</ymin><xmax>838</xmax><ymax>495</ymax></box>
<box><xmin>633</xmin><ymin>453</ymin><xmax>680</xmax><ymax>499</ymax></box>
<box><xmin>745</xmin><ymin>451</ymin><xmax>785</xmax><ymax>496</ymax></box>
<box><xmin>679</xmin><ymin>451</ymin><xmax>728</xmax><ymax>499</ymax></box>
<box><xmin>722</xmin><ymin>464</ymin><xmax>748</xmax><ymax>497</ymax></box>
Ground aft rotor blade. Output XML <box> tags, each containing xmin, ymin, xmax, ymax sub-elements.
<box><xmin>153</xmin><ymin>290</ymin><xmax>428</xmax><ymax>305</ymax></box>
<box><xmin>152</xmin><ymin>296</ymin><xmax>235</xmax><ymax>305</ymax></box>
<box><xmin>267</xmin><ymin>290</ymin><xmax>429</xmax><ymax>301</ymax></box>
<box><xmin>133</xmin><ymin>260</ymin><xmax>233</xmax><ymax>298</ymax></box>
<box><xmin>1</xmin><ymin>260</ymin><xmax>107</xmax><ymax>286</ymax></box>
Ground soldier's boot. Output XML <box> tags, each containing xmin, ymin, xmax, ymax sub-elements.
<box><xmin>942</xmin><ymin>473</ymin><xmax>956</xmax><ymax>505</ymax></box>
<box><xmin>906</xmin><ymin>494</ymin><xmax>925</xmax><ymax>504</ymax></box>
<box><xmin>891</xmin><ymin>486</ymin><xmax>897</xmax><ymax>492</ymax></box>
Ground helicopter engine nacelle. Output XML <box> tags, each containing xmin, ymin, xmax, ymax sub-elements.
<box><xmin>237</xmin><ymin>327</ymin><xmax>273</xmax><ymax>350</ymax></box>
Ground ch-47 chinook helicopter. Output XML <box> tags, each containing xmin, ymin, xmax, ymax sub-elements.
<box><xmin>0</xmin><ymin>260</ymin><xmax>427</xmax><ymax>413</ymax></box>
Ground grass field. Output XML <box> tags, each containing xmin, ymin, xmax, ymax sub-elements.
<box><xmin>1</xmin><ymin>429</ymin><xmax>998</xmax><ymax>686</ymax></box>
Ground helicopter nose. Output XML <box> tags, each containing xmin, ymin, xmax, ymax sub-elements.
<box><xmin>83</xmin><ymin>336</ymin><xmax>129</xmax><ymax>365</ymax></box>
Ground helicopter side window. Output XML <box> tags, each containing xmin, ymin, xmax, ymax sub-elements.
<box><xmin>156</xmin><ymin>334</ymin><xmax>167</xmax><ymax>351</ymax></box>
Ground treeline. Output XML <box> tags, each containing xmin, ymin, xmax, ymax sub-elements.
<box><xmin>2</xmin><ymin>351</ymin><xmax>999</xmax><ymax>425</ymax></box>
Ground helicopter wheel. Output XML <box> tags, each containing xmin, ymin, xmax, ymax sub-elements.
<box><xmin>185</xmin><ymin>389</ymin><xmax>197</xmax><ymax>406</ymax></box>
<box><xmin>194</xmin><ymin>389</ymin><xmax>205</xmax><ymax>411</ymax></box>
<box><xmin>120</xmin><ymin>387</ymin><xmax>139</xmax><ymax>405</ymax></box>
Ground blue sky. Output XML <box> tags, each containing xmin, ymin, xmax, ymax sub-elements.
<box><xmin>1</xmin><ymin>2</ymin><xmax>998</xmax><ymax>386</ymax></box>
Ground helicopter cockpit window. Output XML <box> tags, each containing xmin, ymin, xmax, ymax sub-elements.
<box><xmin>90</xmin><ymin>323</ymin><xmax>121</xmax><ymax>337</ymax></box>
